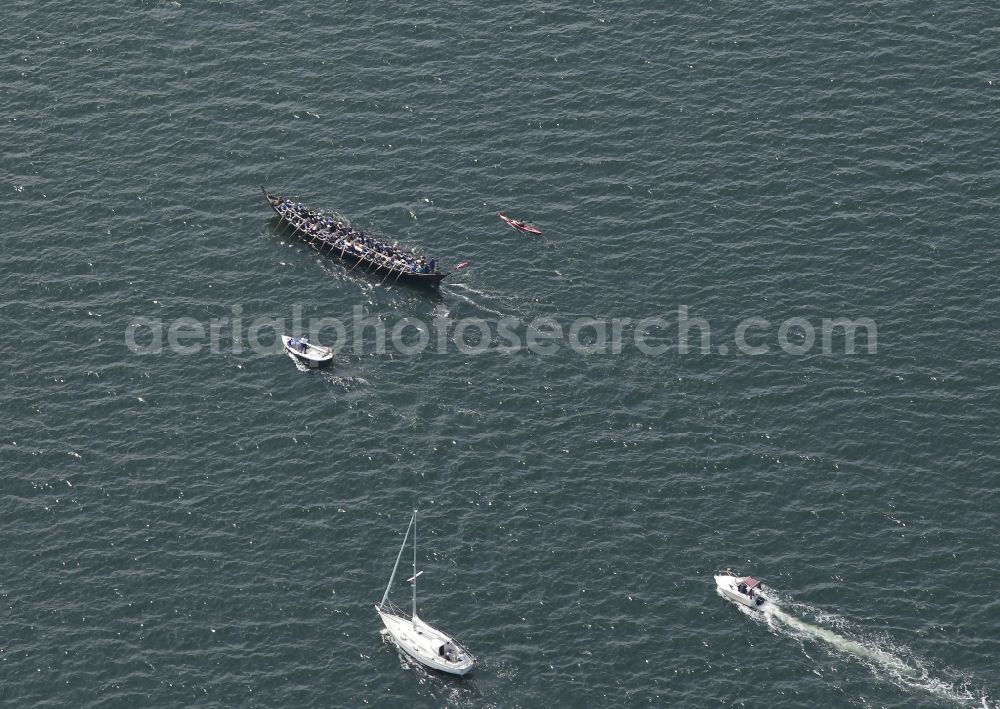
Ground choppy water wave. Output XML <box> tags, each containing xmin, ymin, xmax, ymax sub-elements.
<box><xmin>2</xmin><ymin>0</ymin><xmax>999</xmax><ymax>706</ymax></box>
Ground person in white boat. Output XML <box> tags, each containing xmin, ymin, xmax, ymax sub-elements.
<box><xmin>440</xmin><ymin>641</ymin><xmax>458</xmax><ymax>662</ymax></box>
<box><xmin>298</xmin><ymin>337</ymin><xmax>309</xmax><ymax>352</ymax></box>
<box><xmin>737</xmin><ymin>577</ymin><xmax>766</xmax><ymax>605</ymax></box>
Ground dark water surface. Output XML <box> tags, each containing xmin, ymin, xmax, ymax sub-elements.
<box><xmin>2</xmin><ymin>1</ymin><xmax>999</xmax><ymax>706</ymax></box>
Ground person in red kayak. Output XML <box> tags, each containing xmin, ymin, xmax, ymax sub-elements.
<box><xmin>499</xmin><ymin>213</ymin><xmax>541</xmax><ymax>234</ymax></box>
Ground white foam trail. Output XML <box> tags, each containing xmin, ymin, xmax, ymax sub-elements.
<box><xmin>769</xmin><ymin>607</ymin><xmax>918</xmax><ymax>678</ymax></box>
<box><xmin>286</xmin><ymin>351</ymin><xmax>311</xmax><ymax>372</ymax></box>
<box><xmin>756</xmin><ymin>602</ymin><xmax>983</xmax><ymax>707</ymax></box>
<box><xmin>444</xmin><ymin>283</ymin><xmax>524</xmax><ymax>319</ymax></box>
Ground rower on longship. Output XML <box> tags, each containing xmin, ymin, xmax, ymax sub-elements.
<box><xmin>262</xmin><ymin>187</ymin><xmax>454</xmax><ymax>288</ymax></box>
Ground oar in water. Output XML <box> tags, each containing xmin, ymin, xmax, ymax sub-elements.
<box><xmin>317</xmin><ymin>231</ymin><xmax>339</xmax><ymax>253</ymax></box>
<box><xmin>318</xmin><ymin>235</ymin><xmax>337</xmax><ymax>255</ymax></box>
<box><xmin>287</xmin><ymin>212</ymin><xmax>305</xmax><ymax>236</ymax></box>
<box><xmin>346</xmin><ymin>250</ymin><xmax>368</xmax><ymax>274</ymax></box>
<box><xmin>379</xmin><ymin>263</ymin><xmax>401</xmax><ymax>286</ymax></box>
<box><xmin>365</xmin><ymin>246</ymin><xmax>391</xmax><ymax>275</ymax></box>
<box><xmin>337</xmin><ymin>231</ymin><xmax>360</xmax><ymax>259</ymax></box>
<box><xmin>391</xmin><ymin>261</ymin><xmax>421</xmax><ymax>286</ymax></box>
<box><xmin>321</xmin><ymin>228</ymin><xmax>343</xmax><ymax>254</ymax></box>
<box><xmin>390</xmin><ymin>267</ymin><xmax>407</xmax><ymax>286</ymax></box>
<box><xmin>320</xmin><ymin>235</ymin><xmax>339</xmax><ymax>254</ymax></box>
<box><xmin>365</xmin><ymin>252</ymin><xmax>388</xmax><ymax>275</ymax></box>
<box><xmin>316</xmin><ymin>219</ymin><xmax>340</xmax><ymax>250</ymax></box>
<box><xmin>321</xmin><ymin>225</ymin><xmax>349</xmax><ymax>253</ymax></box>
<box><xmin>343</xmin><ymin>240</ymin><xmax>362</xmax><ymax>262</ymax></box>
<box><xmin>304</xmin><ymin>220</ymin><xmax>327</xmax><ymax>246</ymax></box>
<box><xmin>281</xmin><ymin>200</ymin><xmax>305</xmax><ymax>233</ymax></box>
<box><xmin>275</xmin><ymin>204</ymin><xmax>295</xmax><ymax>232</ymax></box>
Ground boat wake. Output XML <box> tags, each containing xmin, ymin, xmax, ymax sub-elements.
<box><xmin>744</xmin><ymin>597</ymin><xmax>990</xmax><ymax>708</ymax></box>
<box><xmin>286</xmin><ymin>351</ymin><xmax>313</xmax><ymax>372</ymax></box>
<box><xmin>445</xmin><ymin>283</ymin><xmax>523</xmax><ymax>320</ymax></box>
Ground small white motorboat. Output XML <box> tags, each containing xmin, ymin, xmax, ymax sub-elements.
<box><xmin>281</xmin><ymin>335</ymin><xmax>334</xmax><ymax>366</ymax></box>
<box><xmin>715</xmin><ymin>574</ymin><xmax>768</xmax><ymax>609</ymax></box>
<box><xmin>375</xmin><ymin>510</ymin><xmax>476</xmax><ymax>676</ymax></box>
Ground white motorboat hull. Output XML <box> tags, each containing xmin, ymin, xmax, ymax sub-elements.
<box><xmin>715</xmin><ymin>575</ymin><xmax>768</xmax><ymax>609</ymax></box>
<box><xmin>281</xmin><ymin>336</ymin><xmax>334</xmax><ymax>366</ymax></box>
<box><xmin>377</xmin><ymin>608</ymin><xmax>475</xmax><ymax>676</ymax></box>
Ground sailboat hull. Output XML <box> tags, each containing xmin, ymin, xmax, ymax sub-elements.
<box><xmin>377</xmin><ymin>608</ymin><xmax>476</xmax><ymax>676</ymax></box>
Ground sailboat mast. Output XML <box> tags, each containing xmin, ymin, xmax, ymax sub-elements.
<box><xmin>380</xmin><ymin>511</ymin><xmax>415</xmax><ymax>608</ymax></box>
<box><xmin>411</xmin><ymin>508</ymin><xmax>418</xmax><ymax>619</ymax></box>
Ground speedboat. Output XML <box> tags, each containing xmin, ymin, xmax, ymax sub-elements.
<box><xmin>715</xmin><ymin>574</ymin><xmax>768</xmax><ymax>609</ymax></box>
<box><xmin>281</xmin><ymin>335</ymin><xmax>334</xmax><ymax>366</ymax></box>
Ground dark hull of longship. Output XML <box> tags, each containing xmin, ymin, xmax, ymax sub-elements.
<box><xmin>262</xmin><ymin>189</ymin><xmax>448</xmax><ymax>288</ymax></box>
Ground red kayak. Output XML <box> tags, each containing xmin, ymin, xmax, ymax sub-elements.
<box><xmin>499</xmin><ymin>213</ymin><xmax>542</xmax><ymax>235</ymax></box>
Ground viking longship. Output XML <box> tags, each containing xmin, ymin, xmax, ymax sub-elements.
<box><xmin>261</xmin><ymin>187</ymin><xmax>450</xmax><ymax>287</ymax></box>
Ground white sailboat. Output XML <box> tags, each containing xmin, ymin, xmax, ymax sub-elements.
<box><xmin>375</xmin><ymin>510</ymin><xmax>476</xmax><ymax>676</ymax></box>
